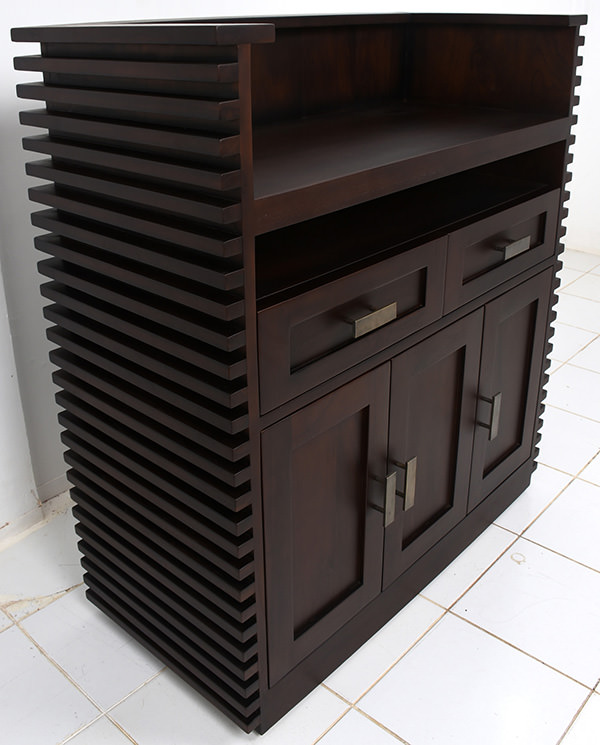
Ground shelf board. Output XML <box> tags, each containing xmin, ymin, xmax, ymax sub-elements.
<box><xmin>255</xmin><ymin>169</ymin><xmax>549</xmax><ymax>307</ymax></box>
<box><xmin>252</xmin><ymin>103</ymin><xmax>571</xmax><ymax>233</ymax></box>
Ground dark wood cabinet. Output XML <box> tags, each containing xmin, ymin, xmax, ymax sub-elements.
<box><xmin>383</xmin><ymin>311</ymin><xmax>482</xmax><ymax>586</ymax></box>
<box><xmin>13</xmin><ymin>12</ymin><xmax>584</xmax><ymax>734</ymax></box>
<box><xmin>262</xmin><ymin>366</ymin><xmax>389</xmax><ymax>685</ymax></box>
<box><xmin>469</xmin><ymin>269</ymin><xmax>554</xmax><ymax>510</ymax></box>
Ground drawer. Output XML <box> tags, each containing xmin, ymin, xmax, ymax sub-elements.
<box><xmin>443</xmin><ymin>189</ymin><xmax>560</xmax><ymax>313</ymax></box>
<box><xmin>257</xmin><ymin>237</ymin><xmax>446</xmax><ymax>413</ymax></box>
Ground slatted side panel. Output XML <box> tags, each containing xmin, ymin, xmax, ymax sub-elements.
<box><xmin>16</xmin><ymin>41</ymin><xmax>260</xmax><ymax>732</ymax></box>
<box><xmin>533</xmin><ymin>29</ymin><xmax>585</xmax><ymax>469</ymax></box>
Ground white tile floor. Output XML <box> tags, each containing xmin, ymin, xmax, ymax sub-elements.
<box><xmin>1</xmin><ymin>247</ymin><xmax>600</xmax><ymax>745</ymax></box>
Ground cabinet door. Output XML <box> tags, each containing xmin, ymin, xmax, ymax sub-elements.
<box><xmin>383</xmin><ymin>312</ymin><xmax>483</xmax><ymax>588</ymax></box>
<box><xmin>469</xmin><ymin>270</ymin><xmax>553</xmax><ymax>511</ymax></box>
<box><xmin>261</xmin><ymin>365</ymin><xmax>390</xmax><ymax>686</ymax></box>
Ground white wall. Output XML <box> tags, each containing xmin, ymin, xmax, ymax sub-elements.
<box><xmin>0</xmin><ymin>0</ymin><xmax>596</xmax><ymax>536</ymax></box>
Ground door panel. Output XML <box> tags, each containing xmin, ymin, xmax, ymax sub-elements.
<box><xmin>383</xmin><ymin>311</ymin><xmax>482</xmax><ymax>588</ymax></box>
<box><xmin>469</xmin><ymin>269</ymin><xmax>553</xmax><ymax>511</ymax></box>
<box><xmin>262</xmin><ymin>364</ymin><xmax>390</xmax><ymax>686</ymax></box>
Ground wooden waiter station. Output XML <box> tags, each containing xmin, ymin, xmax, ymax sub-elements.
<box><xmin>12</xmin><ymin>13</ymin><xmax>585</xmax><ymax>733</ymax></box>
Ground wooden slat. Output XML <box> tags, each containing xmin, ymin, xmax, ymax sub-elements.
<box><xmin>15</xmin><ymin>55</ymin><xmax>240</xmax><ymax>83</ymax></box>
<box><xmin>17</xmin><ymin>82</ymin><xmax>240</xmax><ymax>122</ymax></box>
<box><xmin>47</xmin><ymin>336</ymin><xmax>249</xmax><ymax>435</ymax></box>
<box><xmin>81</xmin><ymin>556</ymin><xmax>257</xmax><ymax>677</ymax></box>
<box><xmin>66</xmin><ymin>450</ymin><xmax>252</xmax><ymax>558</ymax></box>
<box><xmin>31</xmin><ymin>211</ymin><xmax>245</xmax><ymax>291</ymax></box>
<box><xmin>55</xmin><ymin>386</ymin><xmax>250</xmax><ymax>487</ymax></box>
<box><xmin>53</xmin><ymin>363</ymin><xmax>249</xmax><ymax>461</ymax></box>
<box><xmin>11</xmin><ymin>22</ymin><xmax>275</xmax><ymax>46</ymax></box>
<box><xmin>85</xmin><ymin>587</ymin><xmax>260</xmax><ymax>732</ymax></box>
<box><xmin>62</xmin><ymin>432</ymin><xmax>252</xmax><ymax>537</ymax></box>
<box><xmin>20</xmin><ymin>109</ymin><xmax>241</xmax><ymax>158</ymax></box>
<box><xmin>82</xmin><ymin>564</ymin><xmax>258</xmax><ymax>690</ymax></box>
<box><xmin>70</xmin><ymin>475</ymin><xmax>253</xmax><ymax>584</ymax></box>
<box><xmin>26</xmin><ymin>160</ymin><xmax>242</xmax><ymax>224</ymax></box>
<box><xmin>54</xmin><ymin>365</ymin><xmax>249</xmax><ymax>464</ymax></box>
<box><xmin>59</xmin><ymin>420</ymin><xmax>251</xmax><ymax>521</ymax></box>
<box><xmin>37</xmin><ymin>246</ymin><xmax>245</xmax><ymax>324</ymax></box>
<box><xmin>43</xmin><ymin>303</ymin><xmax>248</xmax><ymax>405</ymax></box>
<box><xmin>57</xmin><ymin>400</ymin><xmax>251</xmax><ymax>495</ymax></box>
<box><xmin>23</xmin><ymin>136</ymin><xmax>241</xmax><ymax>191</ymax></box>
<box><xmin>78</xmin><ymin>541</ymin><xmax>257</xmax><ymax>659</ymax></box>
<box><xmin>71</xmin><ymin>494</ymin><xmax>254</xmax><ymax>604</ymax></box>
<box><xmin>75</xmin><ymin>525</ymin><xmax>256</xmax><ymax>641</ymax></box>
<box><xmin>72</xmin><ymin>500</ymin><xmax>255</xmax><ymax>610</ymax></box>
<box><xmin>64</xmin><ymin>449</ymin><xmax>252</xmax><ymax>555</ymax></box>
<box><xmin>29</xmin><ymin>185</ymin><xmax>242</xmax><ymax>258</ymax></box>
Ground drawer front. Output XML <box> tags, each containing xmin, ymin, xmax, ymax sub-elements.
<box><xmin>258</xmin><ymin>237</ymin><xmax>446</xmax><ymax>413</ymax></box>
<box><xmin>443</xmin><ymin>190</ymin><xmax>560</xmax><ymax>313</ymax></box>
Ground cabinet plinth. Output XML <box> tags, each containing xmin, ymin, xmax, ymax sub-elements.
<box><xmin>13</xmin><ymin>12</ymin><xmax>584</xmax><ymax>734</ymax></box>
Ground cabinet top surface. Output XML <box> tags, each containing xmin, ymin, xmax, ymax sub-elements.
<box><xmin>11</xmin><ymin>12</ymin><xmax>586</xmax><ymax>44</ymax></box>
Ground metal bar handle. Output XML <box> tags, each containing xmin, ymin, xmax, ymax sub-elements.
<box><xmin>384</xmin><ymin>471</ymin><xmax>397</xmax><ymax>527</ymax></box>
<box><xmin>393</xmin><ymin>456</ymin><xmax>417</xmax><ymax>511</ymax></box>
<box><xmin>372</xmin><ymin>471</ymin><xmax>397</xmax><ymax>527</ymax></box>
<box><xmin>494</xmin><ymin>235</ymin><xmax>532</xmax><ymax>261</ymax></box>
<box><xmin>478</xmin><ymin>392</ymin><xmax>502</xmax><ymax>441</ymax></box>
<box><xmin>353</xmin><ymin>302</ymin><xmax>397</xmax><ymax>339</ymax></box>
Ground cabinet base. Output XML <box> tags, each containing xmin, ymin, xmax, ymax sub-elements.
<box><xmin>258</xmin><ymin>458</ymin><xmax>533</xmax><ymax>733</ymax></box>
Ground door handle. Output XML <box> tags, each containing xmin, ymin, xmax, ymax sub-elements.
<box><xmin>372</xmin><ymin>471</ymin><xmax>397</xmax><ymax>527</ymax></box>
<box><xmin>393</xmin><ymin>457</ymin><xmax>417</xmax><ymax>511</ymax></box>
<box><xmin>374</xmin><ymin>456</ymin><xmax>417</xmax><ymax>527</ymax></box>
<box><xmin>478</xmin><ymin>392</ymin><xmax>502</xmax><ymax>441</ymax></box>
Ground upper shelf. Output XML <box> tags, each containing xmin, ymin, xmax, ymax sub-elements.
<box><xmin>252</xmin><ymin>103</ymin><xmax>572</xmax><ymax>233</ymax></box>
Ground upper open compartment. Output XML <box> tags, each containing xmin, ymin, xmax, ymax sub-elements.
<box><xmin>250</xmin><ymin>16</ymin><xmax>579</xmax><ymax>233</ymax></box>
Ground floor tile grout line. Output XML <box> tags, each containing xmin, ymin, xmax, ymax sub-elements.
<box><xmin>15</xmin><ymin>616</ymin><xmax>166</xmax><ymax>723</ymax></box>
<box><xmin>552</xmin><ymin>357</ymin><xmax>600</xmax><ymax>377</ymax></box>
<box><xmin>102</xmin><ymin>667</ymin><xmax>167</xmax><ymax>715</ymax></box>
<box><xmin>578</xmin><ymin>474</ymin><xmax>600</xmax><ymax>487</ymax></box>
<box><xmin>320</xmin><ymin>683</ymin><xmax>353</xmax><ymax>706</ymax></box>
<box><xmin>58</xmin><ymin>712</ymin><xmax>106</xmax><ymax>745</ymax></box>
<box><xmin>548</xmin><ymin>326</ymin><xmax>600</xmax><ymax>368</ymax></box>
<box><xmin>441</xmin><ymin>532</ymin><xmax>521</xmax><ymax>614</ymax></box>
<box><xmin>102</xmin><ymin>712</ymin><xmax>143</xmax><ymax>745</ymax></box>
<box><xmin>351</xmin><ymin>705</ymin><xmax>413</xmax><ymax>744</ymax></box>
<box><xmin>529</xmin><ymin>448</ymin><xmax>600</xmax><ymax>529</ymax></box>
<box><xmin>446</xmin><ymin>609</ymin><xmax>595</xmax><ymax>691</ymax></box>
<box><xmin>561</xmin><ymin>358</ymin><xmax>600</xmax><ymax>375</ymax></box>
<box><xmin>310</xmin><ymin>704</ymin><xmax>352</xmax><ymax>745</ymax></box>
<box><xmin>348</xmin><ymin>609</ymin><xmax>449</xmax><ymax>708</ymax></box>
<box><xmin>534</xmin><ymin>460</ymin><xmax>582</xmax><ymax>478</ymax></box>
<box><xmin>15</xmin><ymin>622</ymin><xmax>105</xmax><ymax>714</ymax></box>
<box><xmin>417</xmin><ymin>593</ymin><xmax>446</xmax><ymax>611</ymax></box>
<box><xmin>557</xmin><ymin>256</ymin><xmax>600</xmax><ymax>286</ymax></box>
<box><xmin>494</xmin><ymin>468</ymin><xmax>578</xmax><ymax>538</ymax></box>
<box><xmin>517</xmin><ymin>534</ymin><xmax>600</xmax><ymax>577</ymax></box>
<box><xmin>554</xmin><ymin>686</ymin><xmax>599</xmax><ymax>745</ymax></box>
<box><xmin>3</xmin><ymin>580</ymin><xmax>85</xmax><ymax>624</ymax></box>
<box><xmin>542</xmin><ymin>401</ymin><xmax>600</xmax><ymax>426</ymax></box>
<box><xmin>548</xmin><ymin>317</ymin><xmax>600</xmax><ymax>336</ymax></box>
<box><xmin>560</xmin><ymin>286</ymin><xmax>600</xmax><ymax>303</ymax></box>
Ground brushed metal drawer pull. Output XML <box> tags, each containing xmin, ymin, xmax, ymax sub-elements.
<box><xmin>478</xmin><ymin>392</ymin><xmax>502</xmax><ymax>441</ymax></box>
<box><xmin>495</xmin><ymin>235</ymin><xmax>532</xmax><ymax>261</ymax></box>
<box><xmin>353</xmin><ymin>302</ymin><xmax>397</xmax><ymax>339</ymax></box>
<box><xmin>393</xmin><ymin>456</ymin><xmax>417</xmax><ymax>511</ymax></box>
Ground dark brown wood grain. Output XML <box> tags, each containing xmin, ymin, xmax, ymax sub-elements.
<box><xmin>12</xmin><ymin>12</ymin><xmax>584</xmax><ymax>734</ymax></box>
<box><xmin>469</xmin><ymin>270</ymin><xmax>553</xmax><ymax>510</ymax></box>
<box><xmin>261</xmin><ymin>366</ymin><xmax>389</xmax><ymax>686</ymax></box>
